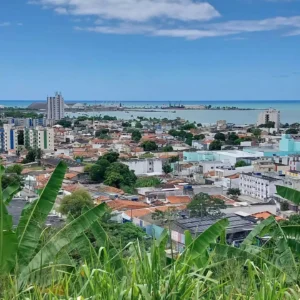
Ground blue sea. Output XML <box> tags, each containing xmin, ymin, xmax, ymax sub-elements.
<box><xmin>1</xmin><ymin>100</ymin><xmax>299</xmax><ymax>124</ymax></box>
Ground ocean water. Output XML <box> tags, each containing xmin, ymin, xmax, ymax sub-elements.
<box><xmin>1</xmin><ymin>100</ymin><xmax>300</xmax><ymax>124</ymax></box>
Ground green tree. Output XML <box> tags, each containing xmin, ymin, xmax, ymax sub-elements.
<box><xmin>169</xmin><ymin>156</ymin><xmax>179</xmax><ymax>163</ymax></box>
<box><xmin>181</xmin><ymin>123</ymin><xmax>196</xmax><ymax>130</ymax></box>
<box><xmin>135</xmin><ymin>122</ymin><xmax>143</xmax><ymax>129</ymax></box>
<box><xmin>95</xmin><ymin>128</ymin><xmax>109</xmax><ymax>137</ymax></box>
<box><xmin>163</xmin><ymin>164</ymin><xmax>172</xmax><ymax>174</ymax></box>
<box><xmin>59</xmin><ymin>189</ymin><xmax>94</xmax><ymax>218</ymax></box>
<box><xmin>194</xmin><ymin>134</ymin><xmax>205</xmax><ymax>140</ymax></box>
<box><xmin>235</xmin><ymin>161</ymin><xmax>248</xmax><ymax>167</ymax></box>
<box><xmin>122</xmin><ymin>122</ymin><xmax>131</xmax><ymax>127</ymax></box>
<box><xmin>22</xmin><ymin>149</ymin><xmax>36</xmax><ymax>163</ymax></box>
<box><xmin>214</xmin><ymin>132</ymin><xmax>226</xmax><ymax>141</ymax></box>
<box><xmin>131</xmin><ymin>130</ymin><xmax>142</xmax><ymax>142</ymax></box>
<box><xmin>56</xmin><ymin>119</ymin><xmax>72</xmax><ymax>128</ymax></box>
<box><xmin>280</xmin><ymin>201</ymin><xmax>289</xmax><ymax>211</ymax></box>
<box><xmin>227</xmin><ymin>132</ymin><xmax>239</xmax><ymax>144</ymax></box>
<box><xmin>258</xmin><ymin>121</ymin><xmax>275</xmax><ymax>128</ymax></box>
<box><xmin>84</xmin><ymin>164</ymin><xmax>93</xmax><ymax>173</ymax></box>
<box><xmin>286</xmin><ymin>128</ymin><xmax>298</xmax><ymax>134</ymax></box>
<box><xmin>209</xmin><ymin>140</ymin><xmax>222</xmax><ymax>150</ymax></box>
<box><xmin>281</xmin><ymin>214</ymin><xmax>300</xmax><ymax>225</ymax></box>
<box><xmin>135</xmin><ymin>177</ymin><xmax>162</xmax><ymax>187</ymax></box>
<box><xmin>5</xmin><ymin>164</ymin><xmax>23</xmax><ymax>175</ymax></box>
<box><xmin>141</xmin><ymin>141</ymin><xmax>158</xmax><ymax>151</ymax></box>
<box><xmin>252</xmin><ymin>128</ymin><xmax>262</xmax><ymax>140</ymax></box>
<box><xmin>104</xmin><ymin>172</ymin><xmax>124</xmax><ymax>188</ymax></box>
<box><xmin>187</xmin><ymin>192</ymin><xmax>226</xmax><ymax>218</ymax></box>
<box><xmin>227</xmin><ymin>188</ymin><xmax>241</xmax><ymax>197</ymax></box>
<box><xmin>102</xmin><ymin>152</ymin><xmax>119</xmax><ymax>163</ymax></box>
<box><xmin>163</xmin><ymin>145</ymin><xmax>173</xmax><ymax>152</ymax></box>
<box><xmin>105</xmin><ymin>162</ymin><xmax>137</xmax><ymax>187</ymax></box>
<box><xmin>90</xmin><ymin>159</ymin><xmax>110</xmax><ymax>182</ymax></box>
<box><xmin>2</xmin><ymin>174</ymin><xmax>24</xmax><ymax>189</ymax></box>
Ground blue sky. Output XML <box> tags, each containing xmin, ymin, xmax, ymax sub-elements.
<box><xmin>0</xmin><ymin>0</ymin><xmax>300</xmax><ymax>101</ymax></box>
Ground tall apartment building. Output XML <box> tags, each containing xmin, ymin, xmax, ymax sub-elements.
<box><xmin>0</xmin><ymin>124</ymin><xmax>18</xmax><ymax>152</ymax></box>
<box><xmin>7</xmin><ymin>117</ymin><xmax>46</xmax><ymax>127</ymax></box>
<box><xmin>257</xmin><ymin>108</ymin><xmax>280</xmax><ymax>130</ymax></box>
<box><xmin>24</xmin><ymin>127</ymin><xmax>54</xmax><ymax>151</ymax></box>
<box><xmin>47</xmin><ymin>92</ymin><xmax>64</xmax><ymax>121</ymax></box>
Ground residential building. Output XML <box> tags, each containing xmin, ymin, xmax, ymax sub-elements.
<box><xmin>184</xmin><ymin>150</ymin><xmax>262</xmax><ymax>166</ymax></box>
<box><xmin>24</xmin><ymin>127</ymin><xmax>54</xmax><ymax>151</ymax></box>
<box><xmin>0</xmin><ymin>124</ymin><xmax>18</xmax><ymax>152</ymax></box>
<box><xmin>47</xmin><ymin>92</ymin><xmax>64</xmax><ymax>121</ymax></box>
<box><xmin>7</xmin><ymin>117</ymin><xmax>46</xmax><ymax>127</ymax></box>
<box><xmin>123</xmin><ymin>158</ymin><xmax>163</xmax><ymax>175</ymax></box>
<box><xmin>280</xmin><ymin>134</ymin><xmax>300</xmax><ymax>152</ymax></box>
<box><xmin>239</xmin><ymin>172</ymin><xmax>283</xmax><ymax>201</ymax></box>
<box><xmin>257</xmin><ymin>108</ymin><xmax>280</xmax><ymax>129</ymax></box>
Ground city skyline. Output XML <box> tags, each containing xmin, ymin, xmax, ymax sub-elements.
<box><xmin>1</xmin><ymin>0</ymin><xmax>300</xmax><ymax>100</ymax></box>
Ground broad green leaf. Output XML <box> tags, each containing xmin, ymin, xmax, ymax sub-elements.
<box><xmin>0</xmin><ymin>165</ymin><xmax>15</xmax><ymax>273</ymax></box>
<box><xmin>3</xmin><ymin>182</ymin><xmax>21</xmax><ymax>205</ymax></box>
<box><xmin>18</xmin><ymin>203</ymin><xmax>107</xmax><ymax>288</ymax></box>
<box><xmin>185</xmin><ymin>218</ymin><xmax>229</xmax><ymax>260</ymax></box>
<box><xmin>0</xmin><ymin>231</ymin><xmax>17</xmax><ymax>273</ymax></box>
<box><xmin>276</xmin><ymin>185</ymin><xmax>300</xmax><ymax>205</ymax></box>
<box><xmin>16</xmin><ymin>161</ymin><xmax>67</xmax><ymax>267</ymax></box>
<box><xmin>241</xmin><ymin>216</ymin><xmax>275</xmax><ymax>248</ymax></box>
<box><xmin>280</xmin><ymin>225</ymin><xmax>300</xmax><ymax>239</ymax></box>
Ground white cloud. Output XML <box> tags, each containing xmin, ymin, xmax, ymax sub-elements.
<box><xmin>32</xmin><ymin>0</ymin><xmax>220</xmax><ymax>22</ymax></box>
<box><xmin>0</xmin><ymin>22</ymin><xmax>11</xmax><ymax>27</ymax></box>
<box><xmin>30</xmin><ymin>0</ymin><xmax>300</xmax><ymax>39</ymax></box>
<box><xmin>54</xmin><ymin>7</ymin><xmax>68</xmax><ymax>14</ymax></box>
<box><xmin>75</xmin><ymin>15</ymin><xmax>300</xmax><ymax>39</ymax></box>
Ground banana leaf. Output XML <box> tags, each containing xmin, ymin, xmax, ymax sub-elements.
<box><xmin>181</xmin><ymin>218</ymin><xmax>229</xmax><ymax>268</ymax></box>
<box><xmin>276</xmin><ymin>185</ymin><xmax>300</xmax><ymax>205</ymax></box>
<box><xmin>3</xmin><ymin>182</ymin><xmax>21</xmax><ymax>205</ymax></box>
<box><xmin>16</xmin><ymin>161</ymin><xmax>67</xmax><ymax>267</ymax></box>
<box><xmin>241</xmin><ymin>216</ymin><xmax>275</xmax><ymax>248</ymax></box>
<box><xmin>18</xmin><ymin>203</ymin><xmax>107</xmax><ymax>289</ymax></box>
<box><xmin>0</xmin><ymin>165</ymin><xmax>17</xmax><ymax>273</ymax></box>
<box><xmin>185</xmin><ymin>218</ymin><xmax>229</xmax><ymax>259</ymax></box>
<box><xmin>0</xmin><ymin>231</ymin><xmax>18</xmax><ymax>273</ymax></box>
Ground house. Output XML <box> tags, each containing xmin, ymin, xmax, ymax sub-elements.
<box><xmin>123</xmin><ymin>158</ymin><xmax>163</xmax><ymax>175</ymax></box>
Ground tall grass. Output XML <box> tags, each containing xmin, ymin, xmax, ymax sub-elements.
<box><xmin>2</xmin><ymin>237</ymin><xmax>300</xmax><ymax>299</ymax></box>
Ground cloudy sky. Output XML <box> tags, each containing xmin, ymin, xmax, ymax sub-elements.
<box><xmin>1</xmin><ymin>0</ymin><xmax>300</xmax><ymax>100</ymax></box>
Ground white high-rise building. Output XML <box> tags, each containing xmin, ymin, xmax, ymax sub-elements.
<box><xmin>257</xmin><ymin>108</ymin><xmax>280</xmax><ymax>130</ymax></box>
<box><xmin>47</xmin><ymin>92</ymin><xmax>64</xmax><ymax>121</ymax></box>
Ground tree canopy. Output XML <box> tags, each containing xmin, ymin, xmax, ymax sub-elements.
<box><xmin>59</xmin><ymin>189</ymin><xmax>94</xmax><ymax>218</ymax></box>
<box><xmin>187</xmin><ymin>192</ymin><xmax>226</xmax><ymax>218</ymax></box>
<box><xmin>5</xmin><ymin>164</ymin><xmax>23</xmax><ymax>175</ymax></box>
<box><xmin>214</xmin><ymin>132</ymin><xmax>226</xmax><ymax>141</ymax></box>
<box><xmin>163</xmin><ymin>164</ymin><xmax>172</xmax><ymax>174</ymax></box>
<box><xmin>235</xmin><ymin>161</ymin><xmax>248</xmax><ymax>167</ymax></box>
<box><xmin>209</xmin><ymin>140</ymin><xmax>222</xmax><ymax>150</ymax></box>
<box><xmin>141</xmin><ymin>141</ymin><xmax>158</xmax><ymax>151</ymax></box>
<box><xmin>131</xmin><ymin>130</ymin><xmax>142</xmax><ymax>142</ymax></box>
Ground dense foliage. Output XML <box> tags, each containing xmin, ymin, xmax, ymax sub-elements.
<box><xmin>59</xmin><ymin>189</ymin><xmax>94</xmax><ymax>218</ymax></box>
<box><xmin>3</xmin><ymin>167</ymin><xmax>300</xmax><ymax>298</ymax></box>
<box><xmin>187</xmin><ymin>192</ymin><xmax>226</xmax><ymax>217</ymax></box>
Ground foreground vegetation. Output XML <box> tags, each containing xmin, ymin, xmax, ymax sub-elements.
<box><xmin>2</xmin><ymin>163</ymin><xmax>300</xmax><ymax>298</ymax></box>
